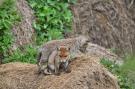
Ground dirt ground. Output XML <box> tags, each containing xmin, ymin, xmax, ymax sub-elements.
<box><xmin>0</xmin><ymin>55</ymin><xmax>119</xmax><ymax>89</ymax></box>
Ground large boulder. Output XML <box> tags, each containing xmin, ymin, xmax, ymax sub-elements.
<box><xmin>0</xmin><ymin>56</ymin><xmax>119</xmax><ymax>89</ymax></box>
<box><xmin>71</xmin><ymin>0</ymin><xmax>135</xmax><ymax>56</ymax></box>
<box><xmin>85</xmin><ymin>42</ymin><xmax>123</xmax><ymax>65</ymax></box>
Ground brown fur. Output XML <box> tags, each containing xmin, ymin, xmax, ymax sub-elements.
<box><xmin>41</xmin><ymin>45</ymin><xmax>71</xmax><ymax>75</ymax></box>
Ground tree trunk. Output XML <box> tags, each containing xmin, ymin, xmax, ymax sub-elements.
<box><xmin>11</xmin><ymin>0</ymin><xmax>35</xmax><ymax>50</ymax></box>
<box><xmin>0</xmin><ymin>53</ymin><xmax>3</xmax><ymax>64</ymax></box>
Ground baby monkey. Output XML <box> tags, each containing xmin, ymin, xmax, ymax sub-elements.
<box><xmin>40</xmin><ymin>45</ymin><xmax>71</xmax><ymax>75</ymax></box>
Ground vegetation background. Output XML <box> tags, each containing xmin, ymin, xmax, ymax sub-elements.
<box><xmin>0</xmin><ymin>0</ymin><xmax>135</xmax><ymax>89</ymax></box>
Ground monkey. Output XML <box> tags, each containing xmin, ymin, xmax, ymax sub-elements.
<box><xmin>37</xmin><ymin>35</ymin><xmax>89</xmax><ymax>74</ymax></box>
<box><xmin>38</xmin><ymin>45</ymin><xmax>71</xmax><ymax>75</ymax></box>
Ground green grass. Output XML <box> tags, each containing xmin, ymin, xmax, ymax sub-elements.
<box><xmin>1</xmin><ymin>0</ymin><xmax>76</xmax><ymax>64</ymax></box>
<box><xmin>101</xmin><ymin>56</ymin><xmax>135</xmax><ymax>89</ymax></box>
<box><xmin>0</xmin><ymin>0</ymin><xmax>38</xmax><ymax>64</ymax></box>
<box><xmin>120</xmin><ymin>55</ymin><xmax>135</xmax><ymax>88</ymax></box>
<box><xmin>4</xmin><ymin>45</ymin><xmax>37</xmax><ymax>64</ymax></box>
<box><xmin>0</xmin><ymin>0</ymin><xmax>20</xmax><ymax>63</ymax></box>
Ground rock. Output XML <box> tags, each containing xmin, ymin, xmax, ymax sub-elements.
<box><xmin>71</xmin><ymin>0</ymin><xmax>135</xmax><ymax>56</ymax></box>
<box><xmin>85</xmin><ymin>42</ymin><xmax>123</xmax><ymax>65</ymax></box>
<box><xmin>0</xmin><ymin>56</ymin><xmax>119</xmax><ymax>89</ymax></box>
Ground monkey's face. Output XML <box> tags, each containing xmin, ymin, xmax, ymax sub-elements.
<box><xmin>57</xmin><ymin>46</ymin><xmax>70</xmax><ymax>62</ymax></box>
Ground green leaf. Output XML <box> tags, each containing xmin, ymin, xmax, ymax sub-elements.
<box><xmin>28</xmin><ymin>0</ymin><xmax>72</xmax><ymax>44</ymax></box>
<box><xmin>30</xmin><ymin>2</ymin><xmax>37</xmax><ymax>8</ymax></box>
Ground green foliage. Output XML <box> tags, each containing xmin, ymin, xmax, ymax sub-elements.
<box><xmin>101</xmin><ymin>58</ymin><xmax>132</xmax><ymax>89</ymax></box>
<box><xmin>120</xmin><ymin>55</ymin><xmax>135</xmax><ymax>88</ymax></box>
<box><xmin>121</xmin><ymin>55</ymin><xmax>135</xmax><ymax>72</ymax></box>
<box><xmin>0</xmin><ymin>0</ymin><xmax>76</xmax><ymax>64</ymax></box>
<box><xmin>27</xmin><ymin>0</ymin><xmax>76</xmax><ymax>44</ymax></box>
<box><xmin>4</xmin><ymin>45</ymin><xmax>37</xmax><ymax>64</ymax></box>
<box><xmin>0</xmin><ymin>0</ymin><xmax>20</xmax><ymax>59</ymax></box>
<box><xmin>100</xmin><ymin>58</ymin><xmax>120</xmax><ymax>74</ymax></box>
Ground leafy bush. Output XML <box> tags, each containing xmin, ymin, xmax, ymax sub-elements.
<box><xmin>4</xmin><ymin>45</ymin><xmax>37</xmax><ymax>64</ymax></box>
<box><xmin>100</xmin><ymin>58</ymin><xmax>120</xmax><ymax>74</ymax></box>
<box><xmin>101</xmin><ymin>58</ymin><xmax>132</xmax><ymax>89</ymax></box>
<box><xmin>1</xmin><ymin>0</ymin><xmax>76</xmax><ymax>63</ymax></box>
<box><xmin>120</xmin><ymin>55</ymin><xmax>135</xmax><ymax>89</ymax></box>
<box><xmin>27</xmin><ymin>0</ymin><xmax>76</xmax><ymax>45</ymax></box>
<box><xmin>0</xmin><ymin>0</ymin><xmax>20</xmax><ymax>62</ymax></box>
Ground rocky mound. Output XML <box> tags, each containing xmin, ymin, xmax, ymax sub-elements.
<box><xmin>71</xmin><ymin>0</ymin><xmax>135</xmax><ymax>56</ymax></box>
<box><xmin>85</xmin><ymin>43</ymin><xmax>123</xmax><ymax>65</ymax></box>
<box><xmin>0</xmin><ymin>56</ymin><xmax>119</xmax><ymax>89</ymax></box>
